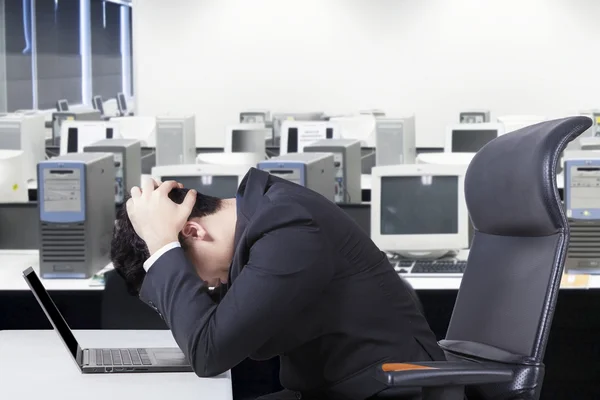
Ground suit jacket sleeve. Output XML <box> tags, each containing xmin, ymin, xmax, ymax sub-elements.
<box><xmin>138</xmin><ymin>201</ymin><xmax>335</xmax><ymax>377</ymax></box>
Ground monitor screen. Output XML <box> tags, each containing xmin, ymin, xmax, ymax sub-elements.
<box><xmin>231</xmin><ymin>129</ymin><xmax>263</xmax><ymax>153</ymax></box>
<box><xmin>380</xmin><ymin>176</ymin><xmax>458</xmax><ymax>235</ymax></box>
<box><xmin>451</xmin><ymin>129</ymin><xmax>497</xmax><ymax>152</ymax></box>
<box><xmin>162</xmin><ymin>175</ymin><xmax>239</xmax><ymax>199</ymax></box>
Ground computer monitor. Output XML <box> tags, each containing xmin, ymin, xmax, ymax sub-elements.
<box><xmin>196</xmin><ymin>152</ymin><xmax>264</xmax><ymax>166</ymax></box>
<box><xmin>459</xmin><ymin>110</ymin><xmax>490</xmax><ymax>124</ymax></box>
<box><xmin>225</xmin><ymin>124</ymin><xmax>269</xmax><ymax>155</ymax></box>
<box><xmin>371</xmin><ymin>164</ymin><xmax>469</xmax><ymax>258</ymax></box>
<box><xmin>497</xmin><ymin>115</ymin><xmax>546</xmax><ymax>134</ymax></box>
<box><xmin>279</xmin><ymin>120</ymin><xmax>341</xmax><ymax>155</ymax></box>
<box><xmin>92</xmin><ymin>95</ymin><xmax>105</xmax><ymax>116</ymax></box>
<box><xmin>111</xmin><ymin>116</ymin><xmax>156</xmax><ymax>147</ymax></box>
<box><xmin>117</xmin><ymin>92</ymin><xmax>128</xmax><ymax>116</ymax></box>
<box><xmin>0</xmin><ymin>150</ymin><xmax>28</xmax><ymax>203</ymax></box>
<box><xmin>240</xmin><ymin>110</ymin><xmax>271</xmax><ymax>124</ymax></box>
<box><xmin>60</xmin><ymin>121</ymin><xmax>120</xmax><ymax>155</ymax></box>
<box><xmin>271</xmin><ymin>112</ymin><xmax>325</xmax><ymax>140</ymax></box>
<box><xmin>0</xmin><ymin>112</ymin><xmax>46</xmax><ymax>182</ymax></box>
<box><xmin>444</xmin><ymin>122</ymin><xmax>505</xmax><ymax>153</ymax></box>
<box><xmin>416</xmin><ymin>152</ymin><xmax>475</xmax><ymax>166</ymax></box>
<box><xmin>151</xmin><ymin>164</ymin><xmax>249</xmax><ymax>199</ymax></box>
<box><xmin>56</xmin><ymin>99</ymin><xmax>69</xmax><ymax>112</ymax></box>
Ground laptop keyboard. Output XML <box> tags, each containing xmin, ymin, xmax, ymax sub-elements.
<box><xmin>95</xmin><ymin>349</ymin><xmax>152</xmax><ymax>366</ymax></box>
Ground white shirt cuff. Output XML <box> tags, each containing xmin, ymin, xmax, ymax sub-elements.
<box><xmin>143</xmin><ymin>242</ymin><xmax>181</xmax><ymax>272</ymax></box>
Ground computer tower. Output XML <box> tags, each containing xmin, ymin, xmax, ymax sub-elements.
<box><xmin>564</xmin><ymin>156</ymin><xmax>600</xmax><ymax>273</ymax></box>
<box><xmin>0</xmin><ymin>112</ymin><xmax>46</xmax><ymax>182</ymax></box>
<box><xmin>375</xmin><ymin>116</ymin><xmax>416</xmax><ymax>166</ymax></box>
<box><xmin>459</xmin><ymin>110</ymin><xmax>490</xmax><ymax>124</ymax></box>
<box><xmin>304</xmin><ymin>139</ymin><xmax>361</xmax><ymax>203</ymax></box>
<box><xmin>155</xmin><ymin>115</ymin><xmax>196</xmax><ymax>166</ymax></box>
<box><xmin>257</xmin><ymin>152</ymin><xmax>335</xmax><ymax>202</ymax></box>
<box><xmin>52</xmin><ymin>110</ymin><xmax>102</xmax><ymax>145</ymax></box>
<box><xmin>38</xmin><ymin>153</ymin><xmax>116</xmax><ymax>279</ymax></box>
<box><xmin>84</xmin><ymin>139</ymin><xmax>141</xmax><ymax>205</ymax></box>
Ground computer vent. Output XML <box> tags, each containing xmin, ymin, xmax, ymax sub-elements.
<box><xmin>40</xmin><ymin>223</ymin><xmax>86</xmax><ymax>263</ymax></box>
<box><xmin>567</xmin><ymin>221</ymin><xmax>600</xmax><ymax>259</ymax></box>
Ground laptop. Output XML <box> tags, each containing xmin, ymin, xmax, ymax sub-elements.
<box><xmin>23</xmin><ymin>267</ymin><xmax>193</xmax><ymax>374</ymax></box>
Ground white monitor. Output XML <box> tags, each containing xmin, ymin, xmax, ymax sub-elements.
<box><xmin>0</xmin><ymin>150</ymin><xmax>28</xmax><ymax>203</ymax></box>
<box><xmin>59</xmin><ymin>121</ymin><xmax>121</xmax><ymax>155</ymax></box>
<box><xmin>417</xmin><ymin>152</ymin><xmax>475</xmax><ymax>166</ymax></box>
<box><xmin>56</xmin><ymin>99</ymin><xmax>69</xmax><ymax>112</ymax></box>
<box><xmin>117</xmin><ymin>92</ymin><xmax>128</xmax><ymax>115</ymax></box>
<box><xmin>225</xmin><ymin>124</ymin><xmax>269</xmax><ymax>155</ymax></box>
<box><xmin>371</xmin><ymin>164</ymin><xmax>469</xmax><ymax>258</ymax></box>
<box><xmin>497</xmin><ymin>115</ymin><xmax>546</xmax><ymax>134</ymax></box>
<box><xmin>0</xmin><ymin>113</ymin><xmax>46</xmax><ymax>182</ymax></box>
<box><xmin>329</xmin><ymin>114</ymin><xmax>377</xmax><ymax>147</ymax></box>
<box><xmin>151</xmin><ymin>164</ymin><xmax>249</xmax><ymax>199</ymax></box>
<box><xmin>240</xmin><ymin>110</ymin><xmax>271</xmax><ymax>124</ymax></box>
<box><xmin>271</xmin><ymin>112</ymin><xmax>325</xmax><ymax>139</ymax></box>
<box><xmin>196</xmin><ymin>152</ymin><xmax>264</xmax><ymax>166</ymax></box>
<box><xmin>111</xmin><ymin>116</ymin><xmax>156</xmax><ymax>147</ymax></box>
<box><xmin>92</xmin><ymin>95</ymin><xmax>105</xmax><ymax>116</ymax></box>
<box><xmin>279</xmin><ymin>120</ymin><xmax>341</xmax><ymax>155</ymax></box>
<box><xmin>444</xmin><ymin>122</ymin><xmax>505</xmax><ymax>153</ymax></box>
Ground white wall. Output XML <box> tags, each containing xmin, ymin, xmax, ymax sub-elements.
<box><xmin>133</xmin><ymin>0</ymin><xmax>600</xmax><ymax>148</ymax></box>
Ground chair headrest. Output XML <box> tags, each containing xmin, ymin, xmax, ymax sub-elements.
<box><xmin>465</xmin><ymin>117</ymin><xmax>592</xmax><ymax>237</ymax></box>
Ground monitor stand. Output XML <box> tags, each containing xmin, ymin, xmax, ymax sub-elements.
<box><xmin>396</xmin><ymin>249</ymin><xmax>457</xmax><ymax>260</ymax></box>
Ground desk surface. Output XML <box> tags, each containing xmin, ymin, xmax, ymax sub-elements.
<box><xmin>2</xmin><ymin>250</ymin><xmax>599</xmax><ymax>291</ymax></box>
<box><xmin>0</xmin><ymin>330</ymin><xmax>232</xmax><ymax>400</ymax></box>
<box><xmin>0</xmin><ymin>250</ymin><xmax>106</xmax><ymax>291</ymax></box>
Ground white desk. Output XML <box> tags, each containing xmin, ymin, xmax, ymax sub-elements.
<box><xmin>3</xmin><ymin>249</ymin><xmax>600</xmax><ymax>291</ymax></box>
<box><xmin>0</xmin><ymin>250</ymin><xmax>106</xmax><ymax>291</ymax></box>
<box><xmin>0</xmin><ymin>330</ymin><xmax>232</xmax><ymax>400</ymax></box>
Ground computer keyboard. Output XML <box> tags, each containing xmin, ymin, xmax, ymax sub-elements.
<box><xmin>389</xmin><ymin>257</ymin><xmax>467</xmax><ymax>274</ymax></box>
<box><xmin>411</xmin><ymin>260</ymin><xmax>467</xmax><ymax>274</ymax></box>
<box><xmin>95</xmin><ymin>348</ymin><xmax>152</xmax><ymax>366</ymax></box>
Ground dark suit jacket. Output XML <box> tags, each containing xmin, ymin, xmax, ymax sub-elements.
<box><xmin>139</xmin><ymin>168</ymin><xmax>445</xmax><ymax>400</ymax></box>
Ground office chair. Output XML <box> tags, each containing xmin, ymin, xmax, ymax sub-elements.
<box><xmin>101</xmin><ymin>269</ymin><xmax>167</xmax><ymax>329</ymax></box>
<box><xmin>374</xmin><ymin>116</ymin><xmax>593</xmax><ymax>400</ymax></box>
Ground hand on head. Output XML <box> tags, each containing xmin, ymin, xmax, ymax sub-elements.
<box><xmin>126</xmin><ymin>179</ymin><xmax>197</xmax><ymax>255</ymax></box>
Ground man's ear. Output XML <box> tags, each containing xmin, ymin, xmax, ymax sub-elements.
<box><xmin>181</xmin><ymin>221</ymin><xmax>207</xmax><ymax>240</ymax></box>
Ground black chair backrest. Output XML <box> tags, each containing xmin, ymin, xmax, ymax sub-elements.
<box><xmin>101</xmin><ymin>269</ymin><xmax>167</xmax><ymax>330</ymax></box>
<box><xmin>441</xmin><ymin>117</ymin><xmax>591</xmax><ymax>398</ymax></box>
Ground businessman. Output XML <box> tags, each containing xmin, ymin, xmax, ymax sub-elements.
<box><xmin>111</xmin><ymin>167</ymin><xmax>445</xmax><ymax>400</ymax></box>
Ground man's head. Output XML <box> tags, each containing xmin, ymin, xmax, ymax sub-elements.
<box><xmin>111</xmin><ymin>188</ymin><xmax>236</xmax><ymax>295</ymax></box>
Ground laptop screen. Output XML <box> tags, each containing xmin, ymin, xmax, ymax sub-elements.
<box><xmin>22</xmin><ymin>267</ymin><xmax>81</xmax><ymax>361</ymax></box>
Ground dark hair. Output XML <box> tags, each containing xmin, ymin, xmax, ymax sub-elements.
<box><xmin>110</xmin><ymin>188</ymin><xmax>222</xmax><ymax>296</ymax></box>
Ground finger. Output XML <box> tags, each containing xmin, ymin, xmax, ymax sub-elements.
<box><xmin>130</xmin><ymin>186</ymin><xmax>141</xmax><ymax>199</ymax></box>
<box><xmin>152</xmin><ymin>178</ymin><xmax>162</xmax><ymax>189</ymax></box>
<box><xmin>142</xmin><ymin>177</ymin><xmax>155</xmax><ymax>197</ymax></box>
<box><xmin>157</xmin><ymin>180</ymin><xmax>180</xmax><ymax>195</ymax></box>
<box><xmin>179</xmin><ymin>189</ymin><xmax>197</xmax><ymax>217</ymax></box>
<box><xmin>125</xmin><ymin>198</ymin><xmax>134</xmax><ymax>215</ymax></box>
<box><xmin>178</xmin><ymin>182</ymin><xmax>184</xmax><ymax>189</ymax></box>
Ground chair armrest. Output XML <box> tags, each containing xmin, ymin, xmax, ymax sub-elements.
<box><xmin>376</xmin><ymin>361</ymin><xmax>514</xmax><ymax>388</ymax></box>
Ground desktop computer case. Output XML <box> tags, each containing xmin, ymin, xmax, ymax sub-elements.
<box><xmin>155</xmin><ymin>116</ymin><xmax>196</xmax><ymax>166</ymax></box>
<box><xmin>38</xmin><ymin>153</ymin><xmax>115</xmax><ymax>279</ymax></box>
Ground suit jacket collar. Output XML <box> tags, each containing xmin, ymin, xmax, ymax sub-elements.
<box><xmin>227</xmin><ymin>168</ymin><xmax>271</xmax><ymax>286</ymax></box>
<box><xmin>236</xmin><ymin>167</ymin><xmax>270</xmax><ymax>222</ymax></box>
